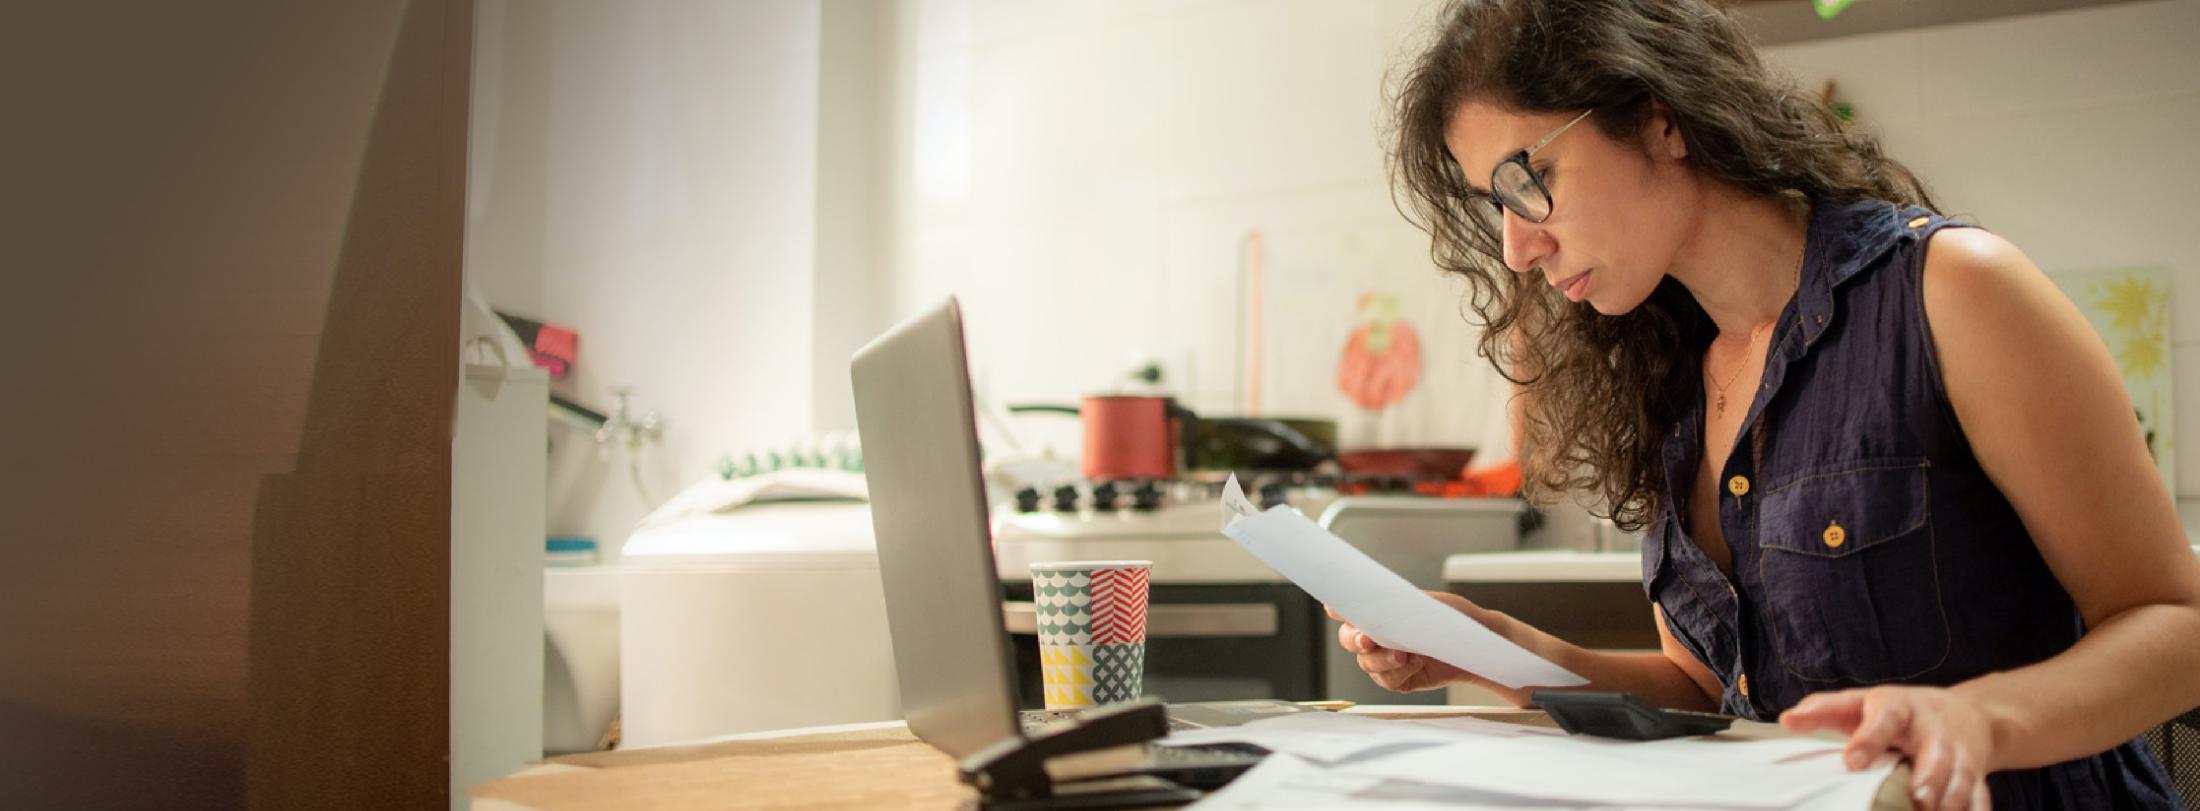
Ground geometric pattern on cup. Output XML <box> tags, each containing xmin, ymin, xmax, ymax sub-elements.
<box><xmin>1038</xmin><ymin>643</ymin><xmax>1095</xmax><ymax>709</ymax></box>
<box><xmin>1088</xmin><ymin>567</ymin><xmax>1149</xmax><ymax>645</ymax></box>
<box><xmin>1089</xmin><ymin>642</ymin><xmax>1145</xmax><ymax>704</ymax></box>
<box><xmin>1033</xmin><ymin>571</ymin><xmax>1093</xmax><ymax>646</ymax></box>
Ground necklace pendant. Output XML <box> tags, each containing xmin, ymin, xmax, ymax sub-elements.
<box><xmin>1716</xmin><ymin>393</ymin><xmax>1727</xmax><ymax>415</ymax></box>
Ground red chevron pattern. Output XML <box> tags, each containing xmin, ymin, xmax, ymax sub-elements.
<box><xmin>1088</xmin><ymin>566</ymin><xmax>1149</xmax><ymax>645</ymax></box>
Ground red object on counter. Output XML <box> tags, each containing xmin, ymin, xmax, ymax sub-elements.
<box><xmin>1081</xmin><ymin>395</ymin><xmax>1181</xmax><ymax>481</ymax></box>
<box><xmin>1336</xmin><ymin>447</ymin><xmax>1476</xmax><ymax>480</ymax></box>
<box><xmin>1458</xmin><ymin>461</ymin><xmax>1522</xmax><ymax>497</ymax></box>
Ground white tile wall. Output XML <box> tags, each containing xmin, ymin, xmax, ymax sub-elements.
<box><xmin>1761</xmin><ymin>0</ymin><xmax>2200</xmax><ymax>497</ymax></box>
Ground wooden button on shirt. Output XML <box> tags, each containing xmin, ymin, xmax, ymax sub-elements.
<box><xmin>1823</xmin><ymin>520</ymin><xmax>1846</xmax><ymax>549</ymax></box>
<box><xmin>1727</xmin><ymin>475</ymin><xmax>1750</xmax><ymax>497</ymax></box>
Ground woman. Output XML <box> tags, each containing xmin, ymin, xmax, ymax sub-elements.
<box><xmin>1335</xmin><ymin>1</ymin><xmax>2200</xmax><ymax>808</ymax></box>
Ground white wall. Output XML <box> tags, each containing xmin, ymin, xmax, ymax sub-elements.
<box><xmin>1760</xmin><ymin>0</ymin><xmax>2200</xmax><ymax>499</ymax></box>
<box><xmin>880</xmin><ymin>0</ymin><xmax>1511</xmax><ymax>462</ymax></box>
<box><xmin>466</xmin><ymin>0</ymin><xmax>833</xmax><ymax>556</ymax></box>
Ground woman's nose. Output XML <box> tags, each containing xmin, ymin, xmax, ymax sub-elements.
<box><xmin>1500</xmin><ymin>212</ymin><xmax>1552</xmax><ymax>275</ymax></box>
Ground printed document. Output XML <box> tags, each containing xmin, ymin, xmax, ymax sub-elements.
<box><xmin>1219</xmin><ymin>475</ymin><xmax>1584</xmax><ymax>689</ymax></box>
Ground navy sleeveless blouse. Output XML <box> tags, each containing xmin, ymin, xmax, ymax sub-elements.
<box><xmin>1643</xmin><ymin>198</ymin><xmax>2181</xmax><ymax>809</ymax></box>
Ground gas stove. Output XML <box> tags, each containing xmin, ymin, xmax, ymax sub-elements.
<box><xmin>990</xmin><ymin>472</ymin><xmax>1526</xmax><ymax>584</ymax></box>
<box><xmin>990</xmin><ymin>470</ymin><xmax>1528</xmax><ymax>707</ymax></box>
<box><xmin>1001</xmin><ymin>469</ymin><xmax>1490</xmax><ymax>520</ymax></box>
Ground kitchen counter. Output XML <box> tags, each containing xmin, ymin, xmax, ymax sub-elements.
<box><xmin>1443</xmin><ymin>549</ymin><xmax>1640</xmax><ymax>583</ymax></box>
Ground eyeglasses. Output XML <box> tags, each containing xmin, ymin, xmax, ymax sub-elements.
<box><xmin>1480</xmin><ymin>109</ymin><xmax>1594</xmax><ymax>225</ymax></box>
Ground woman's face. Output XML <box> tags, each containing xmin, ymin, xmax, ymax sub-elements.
<box><xmin>1443</xmin><ymin>101</ymin><xmax>1698</xmax><ymax>315</ymax></box>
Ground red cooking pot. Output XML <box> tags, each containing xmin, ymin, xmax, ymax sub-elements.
<box><xmin>1008</xmin><ymin>395</ymin><xmax>1192</xmax><ymax>481</ymax></box>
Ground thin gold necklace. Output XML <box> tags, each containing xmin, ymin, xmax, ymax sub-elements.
<box><xmin>1711</xmin><ymin>319</ymin><xmax>1773</xmax><ymax>417</ymax></box>
<box><xmin>1710</xmin><ymin>250</ymin><xmax>1804</xmax><ymax>417</ymax></box>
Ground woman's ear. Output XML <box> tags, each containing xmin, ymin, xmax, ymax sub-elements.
<box><xmin>1643</xmin><ymin>99</ymin><xmax>1687</xmax><ymax>161</ymax></box>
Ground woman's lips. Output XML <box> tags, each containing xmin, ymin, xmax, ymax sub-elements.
<box><xmin>1556</xmin><ymin>270</ymin><xmax>1591</xmax><ymax>302</ymax></box>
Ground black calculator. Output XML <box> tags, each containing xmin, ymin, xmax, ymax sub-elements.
<box><xmin>1530</xmin><ymin>691</ymin><xmax>1737</xmax><ymax>740</ymax></box>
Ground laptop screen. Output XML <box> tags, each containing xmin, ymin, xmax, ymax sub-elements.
<box><xmin>850</xmin><ymin>298</ymin><xmax>1025</xmax><ymax>758</ymax></box>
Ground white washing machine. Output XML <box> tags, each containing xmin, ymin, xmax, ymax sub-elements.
<box><xmin>617</xmin><ymin>502</ymin><xmax>901</xmax><ymax>748</ymax></box>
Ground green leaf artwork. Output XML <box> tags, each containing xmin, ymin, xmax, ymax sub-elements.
<box><xmin>1814</xmin><ymin>0</ymin><xmax>1861</xmax><ymax>20</ymax></box>
<box><xmin>2047</xmin><ymin>267</ymin><xmax>2175</xmax><ymax>494</ymax></box>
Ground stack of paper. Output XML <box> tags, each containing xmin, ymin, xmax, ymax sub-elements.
<box><xmin>1164</xmin><ymin>712</ymin><xmax>1893</xmax><ymax>809</ymax></box>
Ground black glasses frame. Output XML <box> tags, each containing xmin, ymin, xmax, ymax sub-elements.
<box><xmin>1485</xmin><ymin>109</ymin><xmax>1594</xmax><ymax>225</ymax></box>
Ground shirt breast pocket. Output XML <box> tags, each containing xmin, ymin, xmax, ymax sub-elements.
<box><xmin>1755</xmin><ymin>459</ymin><xmax>1951</xmax><ymax>684</ymax></box>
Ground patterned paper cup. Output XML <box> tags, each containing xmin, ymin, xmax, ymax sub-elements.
<box><xmin>1029</xmin><ymin>560</ymin><xmax>1151</xmax><ymax>710</ymax></box>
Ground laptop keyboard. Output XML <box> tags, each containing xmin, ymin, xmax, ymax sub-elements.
<box><xmin>1145</xmin><ymin>742</ymin><xmax>1266</xmax><ymax>763</ymax></box>
<box><xmin>1020</xmin><ymin>708</ymin><xmax>1208</xmax><ymax>734</ymax></box>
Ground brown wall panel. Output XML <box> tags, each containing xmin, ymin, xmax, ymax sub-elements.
<box><xmin>0</xmin><ymin>1</ymin><xmax>469</xmax><ymax>807</ymax></box>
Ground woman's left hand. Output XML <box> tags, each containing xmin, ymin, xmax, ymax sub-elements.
<box><xmin>1778</xmin><ymin>686</ymin><xmax>1999</xmax><ymax>811</ymax></box>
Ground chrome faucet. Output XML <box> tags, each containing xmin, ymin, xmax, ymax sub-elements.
<box><xmin>595</xmin><ymin>385</ymin><xmax>662</xmax><ymax>455</ymax></box>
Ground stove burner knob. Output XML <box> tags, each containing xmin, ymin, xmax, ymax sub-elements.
<box><xmin>1051</xmin><ymin>484</ymin><xmax>1080</xmax><ymax>512</ymax></box>
<box><xmin>1091</xmin><ymin>481</ymin><xmax>1121</xmax><ymax>509</ymax></box>
<box><xmin>1013</xmin><ymin>487</ymin><xmax>1042</xmax><ymax>513</ymax></box>
<box><xmin>1130</xmin><ymin>481</ymin><xmax>1164</xmax><ymax>511</ymax></box>
<box><xmin>1257</xmin><ymin>481</ymin><xmax>1290</xmax><ymax>510</ymax></box>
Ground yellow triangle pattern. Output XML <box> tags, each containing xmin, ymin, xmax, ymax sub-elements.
<box><xmin>1036</xmin><ymin>642</ymin><xmax>1104</xmax><ymax>708</ymax></box>
<box><xmin>1043</xmin><ymin>685</ymin><xmax>1093</xmax><ymax>707</ymax></box>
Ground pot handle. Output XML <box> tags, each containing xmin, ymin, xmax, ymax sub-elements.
<box><xmin>1244</xmin><ymin>419</ymin><xmax>1334</xmax><ymax>459</ymax></box>
<box><xmin>1168</xmin><ymin>402</ymin><xmax>1200</xmax><ymax>466</ymax></box>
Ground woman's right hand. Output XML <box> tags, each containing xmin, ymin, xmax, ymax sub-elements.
<box><xmin>1326</xmin><ymin>591</ymin><xmax>1507</xmax><ymax>694</ymax></box>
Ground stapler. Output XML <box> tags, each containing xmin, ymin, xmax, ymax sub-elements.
<box><xmin>957</xmin><ymin>699</ymin><xmax>1202</xmax><ymax>810</ymax></box>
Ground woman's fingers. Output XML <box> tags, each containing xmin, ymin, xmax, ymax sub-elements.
<box><xmin>1365</xmin><ymin>652</ymin><xmax>1425</xmax><ymax>690</ymax></box>
<box><xmin>1332</xmin><ymin>597</ymin><xmax>1470</xmax><ymax>691</ymax></box>
<box><xmin>1787</xmin><ymin>685</ymin><xmax>2000</xmax><ymax>811</ymax></box>
<box><xmin>1907</xmin><ymin>738</ymin><xmax>1953</xmax><ymax>811</ymax></box>
<box><xmin>1778</xmin><ymin>690</ymin><xmax>1865</xmax><ymax>735</ymax></box>
<box><xmin>1842</xmin><ymin>691</ymin><xmax>1911</xmax><ymax>770</ymax></box>
<box><xmin>1335</xmin><ymin>622</ymin><xmax>1381</xmax><ymax>654</ymax></box>
<box><xmin>1933</xmin><ymin>750</ymin><xmax>1980</xmax><ymax>811</ymax></box>
<box><xmin>1328</xmin><ymin>605</ymin><xmax>1378</xmax><ymax>654</ymax></box>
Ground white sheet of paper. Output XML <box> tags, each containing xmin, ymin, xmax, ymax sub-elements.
<box><xmin>1160</xmin><ymin>712</ymin><xmax>1460</xmax><ymax>764</ymax></box>
<box><xmin>1186</xmin><ymin>753</ymin><xmax>1387</xmax><ymax>809</ymax></box>
<box><xmin>1218</xmin><ymin>475</ymin><xmax>1585</xmax><ymax>689</ymax></box>
<box><xmin>1335</xmin><ymin>734</ymin><xmax>1890</xmax><ymax>809</ymax></box>
<box><xmin>1186</xmin><ymin>714</ymin><xmax>1894</xmax><ymax>810</ymax></box>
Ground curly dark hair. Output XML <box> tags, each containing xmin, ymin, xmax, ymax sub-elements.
<box><xmin>1389</xmin><ymin>0</ymin><xmax>1936</xmax><ymax>530</ymax></box>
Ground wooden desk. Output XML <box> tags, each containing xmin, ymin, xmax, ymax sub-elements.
<box><xmin>471</xmin><ymin>710</ymin><xmax>1912</xmax><ymax>810</ymax></box>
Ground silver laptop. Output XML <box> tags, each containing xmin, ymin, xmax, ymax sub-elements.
<box><xmin>850</xmin><ymin>297</ymin><xmax>1290</xmax><ymax>786</ymax></box>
